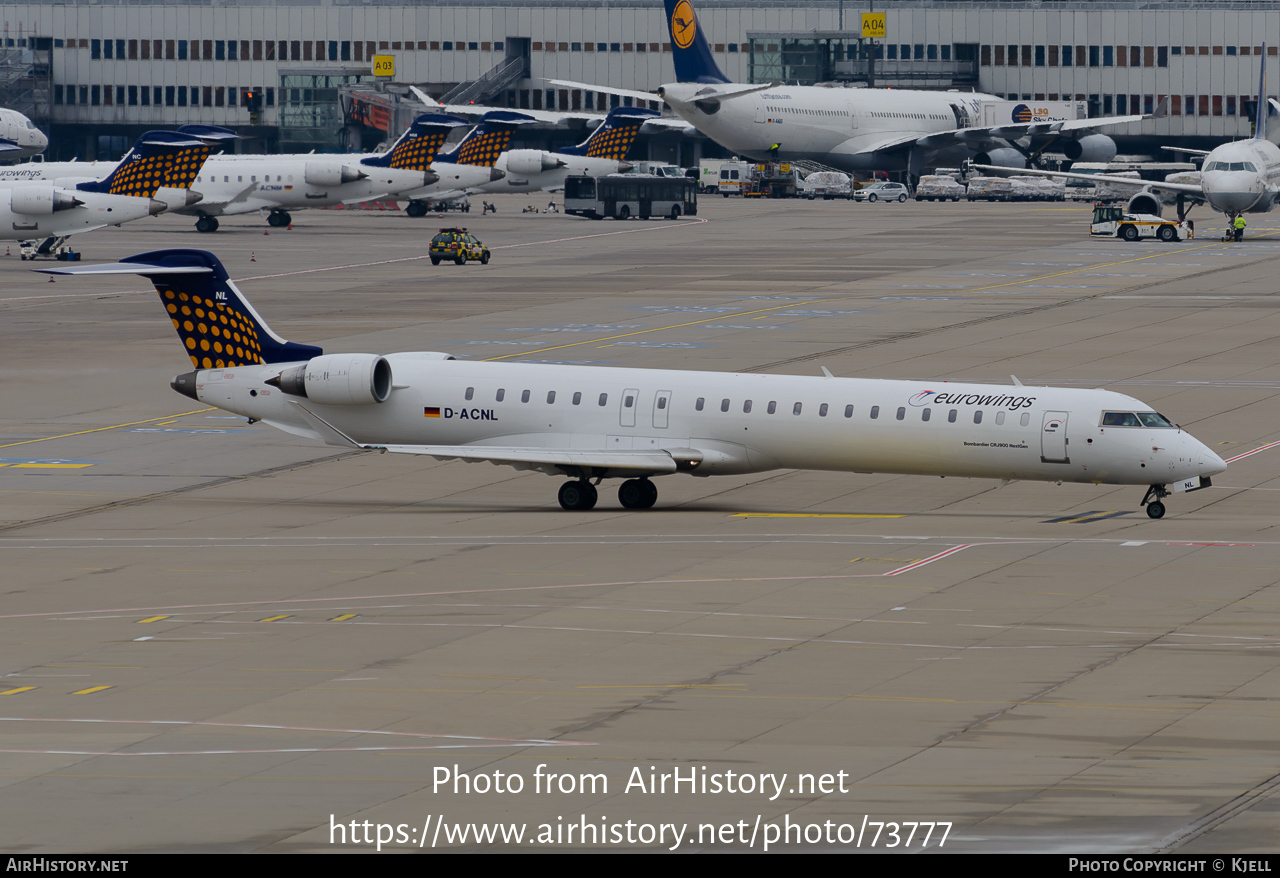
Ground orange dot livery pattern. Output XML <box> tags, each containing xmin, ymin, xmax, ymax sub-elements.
<box><xmin>388</xmin><ymin>130</ymin><xmax>451</xmax><ymax>170</ymax></box>
<box><xmin>107</xmin><ymin>145</ymin><xmax>213</xmax><ymax>198</ymax></box>
<box><xmin>453</xmin><ymin>129</ymin><xmax>515</xmax><ymax>167</ymax></box>
<box><xmin>160</xmin><ymin>287</ymin><xmax>264</xmax><ymax>370</ymax></box>
<box><xmin>586</xmin><ymin>123</ymin><xmax>644</xmax><ymax>161</ymax></box>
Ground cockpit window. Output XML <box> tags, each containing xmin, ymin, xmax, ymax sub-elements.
<box><xmin>1137</xmin><ymin>412</ymin><xmax>1175</xmax><ymax>428</ymax></box>
<box><xmin>1102</xmin><ymin>412</ymin><xmax>1142</xmax><ymax>427</ymax></box>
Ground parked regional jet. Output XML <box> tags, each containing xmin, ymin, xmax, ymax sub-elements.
<box><xmin>3</xmin><ymin>131</ymin><xmax>211</xmax><ymax>258</ymax></box>
<box><xmin>40</xmin><ymin>249</ymin><xmax>1226</xmax><ymax>519</ymax></box>
<box><xmin>975</xmin><ymin>46</ymin><xmax>1280</xmax><ymax>235</ymax></box>
<box><xmin>470</xmin><ymin>106</ymin><xmax>657</xmax><ymax>195</ymax></box>
<box><xmin>399</xmin><ymin>111</ymin><xmax>532</xmax><ymax>214</ymax></box>
<box><xmin>649</xmin><ymin>0</ymin><xmax>1154</xmax><ymax>175</ymax></box>
<box><xmin>0</xmin><ymin>107</ymin><xmax>47</xmax><ymax>160</ymax></box>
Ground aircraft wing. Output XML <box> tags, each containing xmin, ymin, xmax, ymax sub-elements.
<box><xmin>916</xmin><ymin>99</ymin><xmax>1165</xmax><ymax>152</ymax></box>
<box><xmin>410</xmin><ymin>85</ymin><xmax>608</xmax><ymax>127</ymax></box>
<box><xmin>1162</xmin><ymin>145</ymin><xmax>1212</xmax><ymax>158</ymax></box>
<box><xmin>546</xmin><ymin>79</ymin><xmax>661</xmax><ymax>104</ymax></box>
<box><xmin>832</xmin><ymin>133</ymin><xmax>923</xmax><ymax>159</ymax></box>
<box><xmin>970</xmin><ymin>163</ymin><xmax>1207</xmax><ymax>196</ymax></box>
<box><xmin>373</xmin><ymin>444</ymin><xmax>683</xmax><ymax>474</ymax></box>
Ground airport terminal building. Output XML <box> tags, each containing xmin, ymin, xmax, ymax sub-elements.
<box><xmin>1</xmin><ymin>0</ymin><xmax>1277</xmax><ymax>161</ymax></box>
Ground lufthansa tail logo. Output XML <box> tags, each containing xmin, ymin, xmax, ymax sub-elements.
<box><xmin>671</xmin><ymin>0</ymin><xmax>697</xmax><ymax>49</ymax></box>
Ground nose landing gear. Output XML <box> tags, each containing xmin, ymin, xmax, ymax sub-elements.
<box><xmin>1141</xmin><ymin>484</ymin><xmax>1170</xmax><ymax>519</ymax></box>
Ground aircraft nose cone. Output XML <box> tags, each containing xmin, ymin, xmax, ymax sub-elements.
<box><xmin>489</xmin><ymin>167</ymin><xmax>505</xmax><ymax>182</ymax></box>
<box><xmin>1200</xmin><ymin>446</ymin><xmax>1228</xmax><ymax>476</ymax></box>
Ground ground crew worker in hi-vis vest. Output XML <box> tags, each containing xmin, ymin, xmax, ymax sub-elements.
<box><xmin>1233</xmin><ymin>215</ymin><xmax>1247</xmax><ymax>242</ymax></box>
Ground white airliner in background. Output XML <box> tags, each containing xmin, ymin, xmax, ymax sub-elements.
<box><xmin>397</xmin><ymin>111</ymin><xmax>533</xmax><ymax>214</ymax></box>
<box><xmin>976</xmin><ymin>48</ymin><xmax>1280</xmax><ymax>233</ymax></box>
<box><xmin>0</xmin><ymin>107</ymin><xmax>47</xmax><ymax>160</ymax></box>
<box><xmin>636</xmin><ymin>0</ymin><xmax>1155</xmax><ymax>175</ymax></box>
<box><xmin>2</xmin><ymin>131</ymin><xmax>211</xmax><ymax>258</ymax></box>
<box><xmin>41</xmin><ymin>250</ymin><xmax>1227</xmax><ymax>520</ymax></box>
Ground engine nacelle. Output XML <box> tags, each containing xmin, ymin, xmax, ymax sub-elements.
<box><xmin>973</xmin><ymin>148</ymin><xmax>1025</xmax><ymax>169</ymax></box>
<box><xmin>274</xmin><ymin>354</ymin><xmax>392</xmax><ymax>405</ymax></box>
<box><xmin>9</xmin><ymin>185</ymin><xmax>81</xmax><ymax>215</ymax></box>
<box><xmin>1127</xmin><ymin>192</ymin><xmax>1163</xmax><ymax>217</ymax></box>
<box><xmin>1063</xmin><ymin>134</ymin><xmax>1118</xmax><ymax>164</ymax></box>
<box><xmin>504</xmin><ymin>150</ymin><xmax>566</xmax><ymax>177</ymax></box>
<box><xmin>303</xmin><ymin>162</ymin><xmax>367</xmax><ymax>187</ymax></box>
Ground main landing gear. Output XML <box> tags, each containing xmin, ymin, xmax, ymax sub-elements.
<box><xmin>195</xmin><ymin>216</ymin><xmax>220</xmax><ymax>233</ymax></box>
<box><xmin>557</xmin><ymin>478</ymin><xmax>659</xmax><ymax>511</ymax></box>
<box><xmin>1141</xmin><ymin>484</ymin><xmax>1170</xmax><ymax>519</ymax></box>
<box><xmin>267</xmin><ymin>210</ymin><xmax>292</xmax><ymax>227</ymax></box>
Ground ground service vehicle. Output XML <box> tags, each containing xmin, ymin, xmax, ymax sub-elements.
<box><xmin>1090</xmin><ymin>205</ymin><xmax>1192</xmax><ymax>242</ymax></box>
<box><xmin>915</xmin><ymin>175</ymin><xmax>965</xmax><ymax>201</ymax></box>
<box><xmin>563</xmin><ymin>174</ymin><xmax>697</xmax><ymax>220</ymax></box>
<box><xmin>429</xmin><ymin>228</ymin><xmax>490</xmax><ymax>264</ymax></box>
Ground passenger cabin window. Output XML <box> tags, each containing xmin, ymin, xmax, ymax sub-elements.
<box><xmin>598</xmin><ymin>393</ymin><xmax>608</xmax><ymax>406</ymax></box>
<box><xmin>521</xmin><ymin>390</ymin><xmax>531</xmax><ymax>403</ymax></box>
<box><xmin>793</xmin><ymin>402</ymin><xmax>802</xmax><ymax>415</ymax></box>
<box><xmin>720</xmin><ymin>398</ymin><xmax>730</xmax><ymax>412</ymax></box>
<box><xmin>948</xmin><ymin>409</ymin><xmax>957</xmax><ymax>423</ymax></box>
<box><xmin>995</xmin><ymin>411</ymin><xmax>1005</xmax><ymax>425</ymax></box>
<box><xmin>922</xmin><ymin>408</ymin><xmax>931</xmax><ymax>421</ymax></box>
<box><xmin>573</xmin><ymin>392</ymin><xmax>582</xmax><ymax>405</ymax></box>
<box><xmin>496</xmin><ymin>388</ymin><xmax>505</xmax><ymax>402</ymax></box>
<box><xmin>974</xmin><ymin>411</ymin><xmax>983</xmax><ymax>424</ymax></box>
<box><xmin>870</xmin><ymin>406</ymin><xmax>880</xmax><ymax>419</ymax></box>
<box><xmin>696</xmin><ymin>397</ymin><xmax>705</xmax><ymax>411</ymax></box>
<box><xmin>844</xmin><ymin>405</ymin><xmax>853</xmax><ymax>418</ymax></box>
<box><xmin>625</xmin><ymin>395</ymin><xmax>635</xmax><ymax>408</ymax></box>
<box><xmin>743</xmin><ymin>400</ymin><xmax>752</xmax><ymax>413</ymax></box>
<box><xmin>465</xmin><ymin>387</ymin><xmax>474</xmax><ymax>400</ymax></box>
<box><xmin>896</xmin><ymin>407</ymin><xmax>905</xmax><ymax>420</ymax></box>
<box><xmin>657</xmin><ymin>397</ymin><xmax>667</xmax><ymax>409</ymax></box>
<box><xmin>819</xmin><ymin>404</ymin><xmax>828</xmax><ymax>417</ymax></box>
<box><xmin>1020</xmin><ymin>412</ymin><xmax>1030</xmax><ymax>426</ymax></box>
<box><xmin>547</xmin><ymin>391</ymin><xmax>556</xmax><ymax>404</ymax></box>
<box><xmin>767</xmin><ymin>401</ymin><xmax>777</xmax><ymax>414</ymax></box>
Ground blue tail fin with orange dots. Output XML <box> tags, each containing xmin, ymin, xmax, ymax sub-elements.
<box><xmin>361</xmin><ymin>113</ymin><xmax>470</xmax><ymax>170</ymax></box>
<box><xmin>35</xmin><ymin>250</ymin><xmax>323</xmax><ymax>370</ymax></box>
<box><xmin>559</xmin><ymin>107</ymin><xmax>658</xmax><ymax>160</ymax></box>
<box><xmin>76</xmin><ymin>132</ymin><xmax>213</xmax><ymax>199</ymax></box>
<box><xmin>436</xmin><ymin>111</ymin><xmax>536</xmax><ymax>166</ymax></box>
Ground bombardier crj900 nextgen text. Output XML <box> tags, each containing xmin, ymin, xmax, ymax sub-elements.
<box><xmin>42</xmin><ymin>251</ymin><xmax>1228</xmax><ymax>519</ymax></box>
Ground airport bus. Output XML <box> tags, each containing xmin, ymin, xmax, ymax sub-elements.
<box><xmin>563</xmin><ymin>174</ymin><xmax>697</xmax><ymax>220</ymax></box>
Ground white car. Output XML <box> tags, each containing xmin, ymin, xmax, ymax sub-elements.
<box><xmin>852</xmin><ymin>182</ymin><xmax>909</xmax><ymax>203</ymax></box>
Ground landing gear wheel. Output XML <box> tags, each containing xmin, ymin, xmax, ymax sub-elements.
<box><xmin>1158</xmin><ymin>225</ymin><xmax>1177</xmax><ymax>242</ymax></box>
<box><xmin>195</xmin><ymin>216</ymin><xmax>219</xmax><ymax>233</ymax></box>
<box><xmin>267</xmin><ymin>211</ymin><xmax>288</xmax><ymax>227</ymax></box>
<box><xmin>1121</xmin><ymin>224</ymin><xmax>1139</xmax><ymax>242</ymax></box>
<box><xmin>558</xmin><ymin>480</ymin><xmax>598</xmax><ymax>511</ymax></box>
<box><xmin>618</xmin><ymin>205</ymin><xmax>631</xmax><ymax>220</ymax></box>
<box><xmin>405</xmin><ymin>201</ymin><xmax>428</xmax><ymax>218</ymax></box>
<box><xmin>1146</xmin><ymin>501</ymin><xmax>1166</xmax><ymax>520</ymax></box>
<box><xmin>618</xmin><ymin>478</ymin><xmax>658</xmax><ymax>510</ymax></box>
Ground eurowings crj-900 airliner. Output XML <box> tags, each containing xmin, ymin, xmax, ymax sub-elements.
<box><xmin>654</xmin><ymin>0</ymin><xmax>1153</xmax><ymax>173</ymax></box>
<box><xmin>41</xmin><ymin>251</ymin><xmax>1228</xmax><ymax>519</ymax></box>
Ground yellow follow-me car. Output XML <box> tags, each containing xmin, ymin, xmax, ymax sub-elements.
<box><xmin>429</xmin><ymin>228</ymin><xmax>491</xmax><ymax>265</ymax></box>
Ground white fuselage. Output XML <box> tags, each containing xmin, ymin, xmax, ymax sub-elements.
<box><xmin>473</xmin><ymin>152</ymin><xmax>625</xmax><ymax>194</ymax></box>
<box><xmin>0</xmin><ymin>109</ymin><xmax>48</xmax><ymax>160</ymax></box>
<box><xmin>182</xmin><ymin>155</ymin><xmax>429</xmax><ymax>216</ymax></box>
<box><xmin>188</xmin><ymin>357</ymin><xmax>1226</xmax><ymax>487</ymax></box>
<box><xmin>0</xmin><ymin>154</ymin><xmax>429</xmax><ymax>216</ymax></box>
<box><xmin>401</xmin><ymin>161</ymin><xmax>501</xmax><ymax>202</ymax></box>
<box><xmin>0</xmin><ymin>186</ymin><xmax>158</xmax><ymax>240</ymax></box>
<box><xmin>660</xmin><ymin>83</ymin><xmax>1000</xmax><ymax>171</ymax></box>
<box><xmin>1196</xmin><ymin>138</ymin><xmax>1280</xmax><ymax>215</ymax></box>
